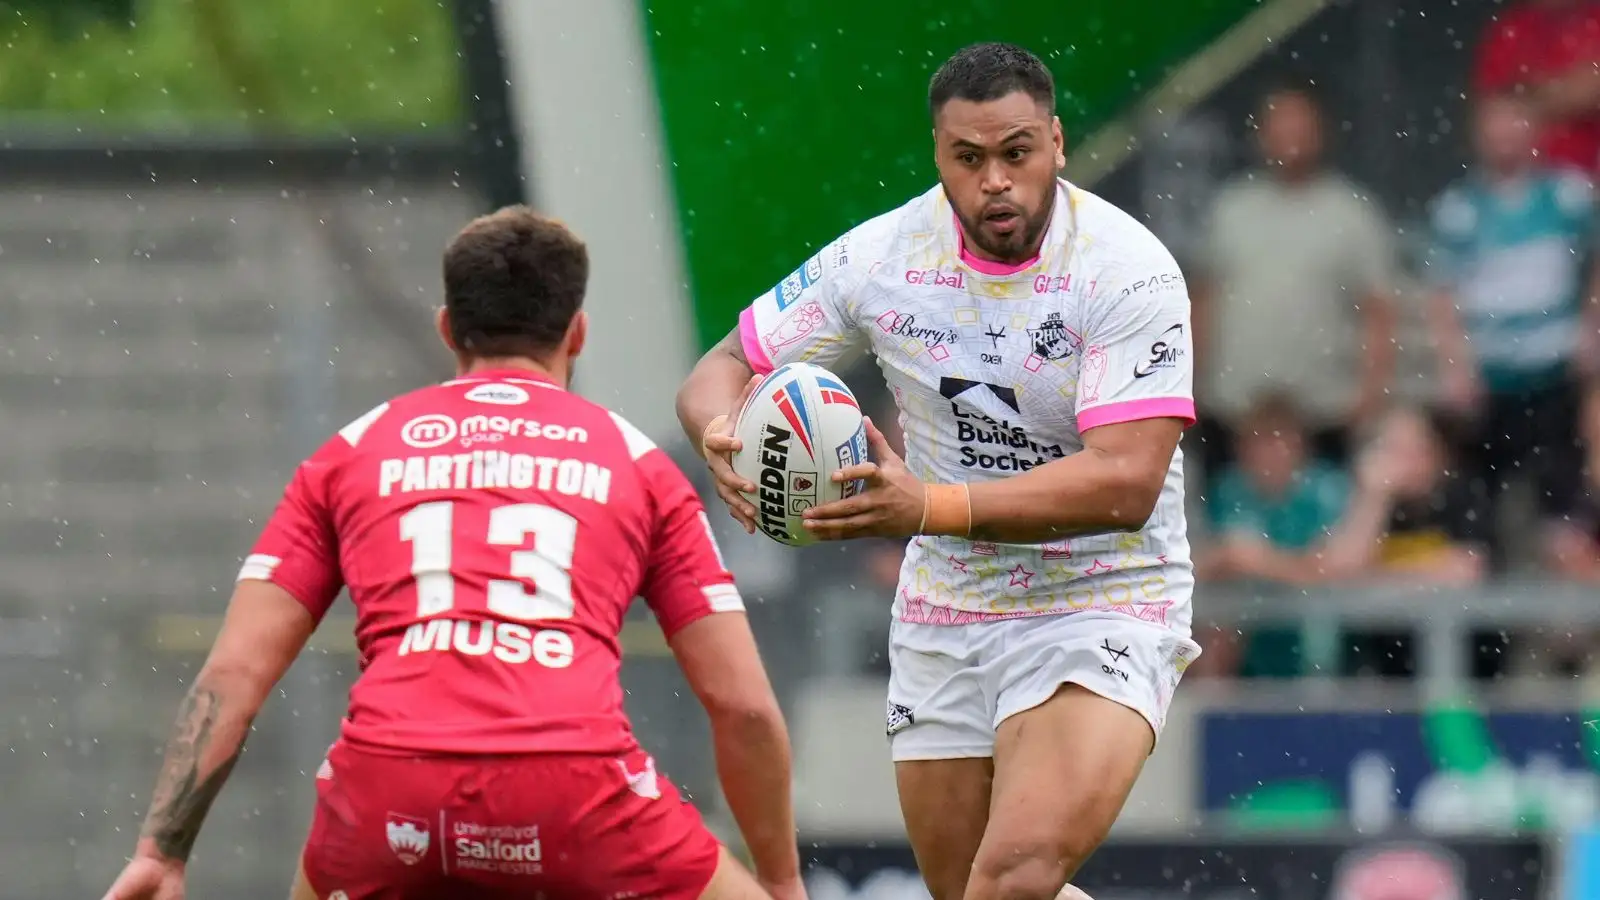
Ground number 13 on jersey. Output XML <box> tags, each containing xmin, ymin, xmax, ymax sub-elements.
<box><xmin>396</xmin><ymin>500</ymin><xmax>579</xmax><ymax>668</ymax></box>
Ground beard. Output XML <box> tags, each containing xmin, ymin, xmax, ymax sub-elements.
<box><xmin>946</xmin><ymin>185</ymin><xmax>1053</xmax><ymax>264</ymax></box>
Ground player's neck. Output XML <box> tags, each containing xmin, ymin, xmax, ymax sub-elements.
<box><xmin>457</xmin><ymin>355</ymin><xmax>567</xmax><ymax>387</ymax></box>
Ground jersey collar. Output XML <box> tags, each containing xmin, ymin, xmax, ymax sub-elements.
<box><xmin>443</xmin><ymin>368</ymin><xmax>564</xmax><ymax>389</ymax></box>
<box><xmin>951</xmin><ymin>179</ymin><xmax>1073</xmax><ymax>277</ymax></box>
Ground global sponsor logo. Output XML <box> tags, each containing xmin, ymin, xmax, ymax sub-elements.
<box><xmin>463</xmin><ymin>383</ymin><xmax>530</xmax><ymax>405</ymax></box>
<box><xmin>385</xmin><ymin>813</ymin><xmax>431</xmax><ymax>865</ymax></box>
<box><xmin>904</xmin><ymin>268</ymin><xmax>965</xmax><ymax>289</ymax></box>
<box><xmin>939</xmin><ymin>377</ymin><xmax>1066</xmax><ymax>472</ymax></box>
<box><xmin>1032</xmin><ymin>273</ymin><xmax>1089</xmax><ymax>295</ymax></box>
<box><xmin>763</xmin><ymin>300</ymin><xmax>826</xmax><ymax>358</ymax></box>
<box><xmin>399</xmin><ymin>413</ymin><xmax>588</xmax><ymax>450</ymax></box>
<box><xmin>754</xmin><ymin>424</ymin><xmax>797</xmax><ymax>542</ymax></box>
<box><xmin>453</xmin><ymin>822</ymin><xmax>543</xmax><ymax>876</ymax></box>
<box><xmin>875</xmin><ymin>311</ymin><xmax>958</xmax><ymax>349</ymax></box>
<box><xmin>1132</xmin><ymin>324</ymin><xmax>1185</xmax><ymax>379</ymax></box>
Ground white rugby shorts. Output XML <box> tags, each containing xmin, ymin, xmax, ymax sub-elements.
<box><xmin>885</xmin><ymin>611</ymin><xmax>1201</xmax><ymax>761</ymax></box>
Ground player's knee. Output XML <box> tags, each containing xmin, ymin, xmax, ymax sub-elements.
<box><xmin>971</xmin><ymin>839</ymin><xmax>1082</xmax><ymax>900</ymax></box>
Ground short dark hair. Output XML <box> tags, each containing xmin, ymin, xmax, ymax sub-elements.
<box><xmin>928</xmin><ymin>42</ymin><xmax>1055</xmax><ymax>120</ymax></box>
<box><xmin>442</xmin><ymin>206</ymin><xmax>589</xmax><ymax>358</ymax></box>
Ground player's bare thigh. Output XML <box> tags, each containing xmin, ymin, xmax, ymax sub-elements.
<box><xmin>288</xmin><ymin>863</ymin><xmax>317</xmax><ymax>900</ymax></box>
<box><xmin>963</xmin><ymin>684</ymin><xmax>1153</xmax><ymax>900</ymax></box>
<box><xmin>894</xmin><ymin>757</ymin><xmax>993</xmax><ymax>900</ymax></box>
<box><xmin>696</xmin><ymin>845</ymin><xmax>776</xmax><ymax>900</ymax></box>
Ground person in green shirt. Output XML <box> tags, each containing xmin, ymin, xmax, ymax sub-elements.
<box><xmin>1197</xmin><ymin>392</ymin><xmax>1349</xmax><ymax>677</ymax></box>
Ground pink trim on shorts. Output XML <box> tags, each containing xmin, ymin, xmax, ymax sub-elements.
<box><xmin>1078</xmin><ymin>397</ymin><xmax>1196</xmax><ymax>432</ymax></box>
<box><xmin>737</xmin><ymin>306</ymin><xmax>776</xmax><ymax>375</ymax></box>
<box><xmin>954</xmin><ymin>214</ymin><xmax>1039</xmax><ymax>275</ymax></box>
<box><xmin>897</xmin><ymin>590</ymin><xmax>1175</xmax><ymax>628</ymax></box>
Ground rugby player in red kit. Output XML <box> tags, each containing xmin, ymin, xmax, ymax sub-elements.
<box><xmin>101</xmin><ymin>207</ymin><xmax>803</xmax><ymax>900</ymax></box>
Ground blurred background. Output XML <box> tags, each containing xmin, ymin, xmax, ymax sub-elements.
<box><xmin>5</xmin><ymin>0</ymin><xmax>1600</xmax><ymax>897</ymax></box>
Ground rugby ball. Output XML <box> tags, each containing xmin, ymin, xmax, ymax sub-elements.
<box><xmin>731</xmin><ymin>363</ymin><xmax>868</xmax><ymax>547</ymax></box>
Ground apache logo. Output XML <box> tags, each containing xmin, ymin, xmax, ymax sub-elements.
<box><xmin>755</xmin><ymin>425</ymin><xmax>794</xmax><ymax>541</ymax></box>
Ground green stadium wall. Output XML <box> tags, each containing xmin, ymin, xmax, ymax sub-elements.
<box><xmin>640</xmin><ymin>0</ymin><xmax>1264</xmax><ymax>351</ymax></box>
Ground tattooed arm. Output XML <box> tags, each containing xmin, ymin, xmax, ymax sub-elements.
<box><xmin>132</xmin><ymin>580</ymin><xmax>317</xmax><ymax>864</ymax></box>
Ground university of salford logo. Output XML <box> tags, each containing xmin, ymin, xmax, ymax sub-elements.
<box><xmin>385</xmin><ymin>812</ymin><xmax>431</xmax><ymax>865</ymax></box>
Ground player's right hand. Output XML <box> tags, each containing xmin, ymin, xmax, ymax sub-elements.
<box><xmin>102</xmin><ymin>855</ymin><xmax>185</xmax><ymax>900</ymax></box>
<box><xmin>702</xmin><ymin>374</ymin><xmax>763</xmax><ymax>534</ymax></box>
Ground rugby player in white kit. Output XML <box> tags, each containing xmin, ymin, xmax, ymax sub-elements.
<box><xmin>677</xmin><ymin>43</ymin><xmax>1198</xmax><ymax>900</ymax></box>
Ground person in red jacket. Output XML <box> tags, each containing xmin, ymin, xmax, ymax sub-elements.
<box><xmin>1476</xmin><ymin>0</ymin><xmax>1600</xmax><ymax>174</ymax></box>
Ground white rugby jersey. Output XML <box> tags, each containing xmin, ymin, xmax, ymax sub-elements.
<box><xmin>737</xmin><ymin>180</ymin><xmax>1195</xmax><ymax>634</ymax></box>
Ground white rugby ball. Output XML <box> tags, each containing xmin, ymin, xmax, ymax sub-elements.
<box><xmin>732</xmin><ymin>363</ymin><xmax>868</xmax><ymax>547</ymax></box>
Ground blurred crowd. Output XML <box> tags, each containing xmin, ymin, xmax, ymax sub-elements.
<box><xmin>1185</xmin><ymin>0</ymin><xmax>1600</xmax><ymax>678</ymax></box>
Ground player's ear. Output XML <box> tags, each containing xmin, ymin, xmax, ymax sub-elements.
<box><xmin>565</xmin><ymin>310</ymin><xmax>588</xmax><ymax>360</ymax></box>
<box><xmin>1052</xmin><ymin>117</ymin><xmax>1066</xmax><ymax>170</ymax></box>
<box><xmin>435</xmin><ymin>306</ymin><xmax>458</xmax><ymax>353</ymax></box>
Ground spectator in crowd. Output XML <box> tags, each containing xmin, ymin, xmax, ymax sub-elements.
<box><xmin>1548</xmin><ymin>383</ymin><xmax>1600</xmax><ymax>579</ymax></box>
<box><xmin>1424</xmin><ymin>91</ymin><xmax>1600</xmax><ymax>563</ymax></box>
<box><xmin>1190</xmin><ymin>79</ymin><xmax>1398</xmax><ymax>482</ymax></box>
<box><xmin>1193</xmin><ymin>393</ymin><xmax>1350</xmax><ymax>678</ymax></box>
<box><xmin>1319</xmin><ymin>407</ymin><xmax>1490</xmax><ymax>587</ymax></box>
<box><xmin>1475</xmin><ymin>0</ymin><xmax>1600</xmax><ymax>176</ymax></box>
<box><xmin>1194</xmin><ymin>400</ymin><xmax>1493</xmax><ymax>679</ymax></box>
<box><xmin>1316</xmin><ymin>407</ymin><xmax>1494</xmax><ymax>677</ymax></box>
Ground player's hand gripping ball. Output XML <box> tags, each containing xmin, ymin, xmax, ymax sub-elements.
<box><xmin>727</xmin><ymin>363</ymin><xmax>870</xmax><ymax>546</ymax></box>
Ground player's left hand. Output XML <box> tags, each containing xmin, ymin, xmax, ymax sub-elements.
<box><xmin>102</xmin><ymin>854</ymin><xmax>185</xmax><ymax>900</ymax></box>
<box><xmin>802</xmin><ymin>418</ymin><xmax>926</xmax><ymax>540</ymax></box>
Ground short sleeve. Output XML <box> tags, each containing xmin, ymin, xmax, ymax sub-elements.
<box><xmin>737</xmin><ymin>231</ymin><xmax>867</xmax><ymax>375</ymax></box>
<box><xmin>238</xmin><ymin>443</ymin><xmax>345</xmax><ymax>622</ymax></box>
<box><xmin>1075</xmin><ymin>245</ymin><xmax>1197</xmax><ymax>431</ymax></box>
<box><xmin>1425</xmin><ymin>186</ymin><xmax>1477</xmax><ymax>288</ymax></box>
<box><xmin>636</xmin><ymin>449</ymin><xmax>745</xmax><ymax>637</ymax></box>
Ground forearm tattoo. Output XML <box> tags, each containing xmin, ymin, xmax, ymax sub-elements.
<box><xmin>139</xmin><ymin>684</ymin><xmax>251</xmax><ymax>861</ymax></box>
